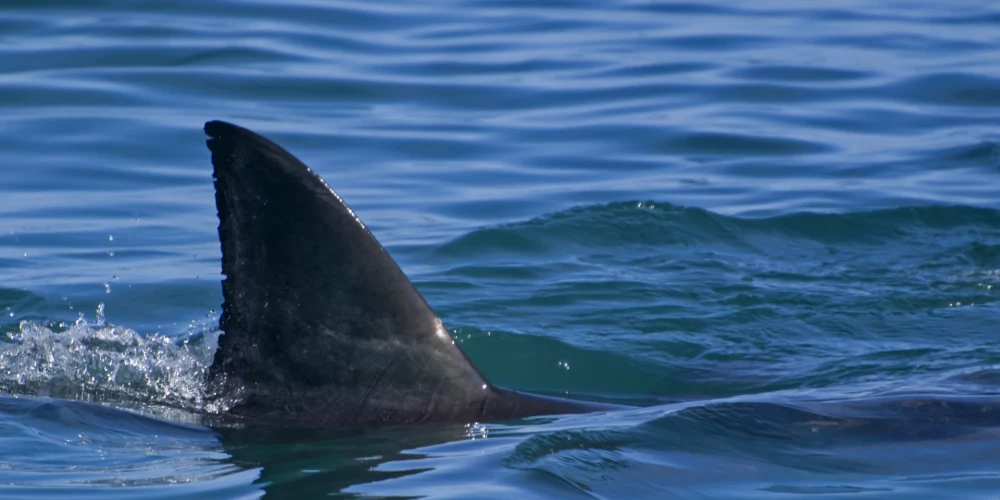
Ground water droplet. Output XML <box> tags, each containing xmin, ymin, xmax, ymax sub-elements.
<box><xmin>104</xmin><ymin>282</ymin><xmax>111</xmax><ymax>294</ymax></box>
<box><xmin>108</xmin><ymin>235</ymin><xmax>114</xmax><ymax>242</ymax></box>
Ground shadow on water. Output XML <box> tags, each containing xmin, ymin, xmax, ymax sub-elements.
<box><xmin>215</xmin><ymin>423</ymin><xmax>474</xmax><ymax>499</ymax></box>
<box><xmin>214</xmin><ymin>393</ymin><xmax>1000</xmax><ymax>498</ymax></box>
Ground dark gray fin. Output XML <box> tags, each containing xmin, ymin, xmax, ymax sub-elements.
<box><xmin>204</xmin><ymin>120</ymin><xmax>605</xmax><ymax>427</ymax></box>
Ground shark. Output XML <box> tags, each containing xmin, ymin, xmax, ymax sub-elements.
<box><xmin>203</xmin><ymin>120</ymin><xmax>620</xmax><ymax>428</ymax></box>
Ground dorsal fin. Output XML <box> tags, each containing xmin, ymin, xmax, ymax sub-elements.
<box><xmin>203</xmin><ymin>120</ymin><xmax>613</xmax><ymax>427</ymax></box>
<box><xmin>204</xmin><ymin>120</ymin><xmax>496</xmax><ymax>426</ymax></box>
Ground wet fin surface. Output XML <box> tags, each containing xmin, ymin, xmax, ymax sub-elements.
<box><xmin>204</xmin><ymin>120</ymin><xmax>605</xmax><ymax>427</ymax></box>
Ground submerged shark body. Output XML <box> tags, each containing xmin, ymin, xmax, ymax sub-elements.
<box><xmin>203</xmin><ymin>120</ymin><xmax>615</xmax><ymax>428</ymax></box>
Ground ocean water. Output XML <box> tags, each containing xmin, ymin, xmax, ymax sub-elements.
<box><xmin>1</xmin><ymin>0</ymin><xmax>999</xmax><ymax>498</ymax></box>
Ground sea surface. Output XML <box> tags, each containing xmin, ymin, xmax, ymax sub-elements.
<box><xmin>1</xmin><ymin>0</ymin><xmax>999</xmax><ymax>498</ymax></box>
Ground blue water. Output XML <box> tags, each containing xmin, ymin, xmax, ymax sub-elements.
<box><xmin>2</xmin><ymin>0</ymin><xmax>999</xmax><ymax>497</ymax></box>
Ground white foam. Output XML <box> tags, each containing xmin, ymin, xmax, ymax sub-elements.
<box><xmin>0</xmin><ymin>307</ymin><xmax>220</xmax><ymax>414</ymax></box>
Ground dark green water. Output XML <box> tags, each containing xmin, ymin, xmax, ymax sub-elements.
<box><xmin>1</xmin><ymin>1</ymin><xmax>999</xmax><ymax>498</ymax></box>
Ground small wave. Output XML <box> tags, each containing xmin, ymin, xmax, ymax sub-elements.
<box><xmin>435</xmin><ymin>201</ymin><xmax>746</xmax><ymax>257</ymax></box>
<box><xmin>436</xmin><ymin>202</ymin><xmax>1000</xmax><ymax>256</ymax></box>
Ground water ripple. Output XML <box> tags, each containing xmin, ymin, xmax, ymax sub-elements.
<box><xmin>2</xmin><ymin>0</ymin><xmax>1000</xmax><ymax>498</ymax></box>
